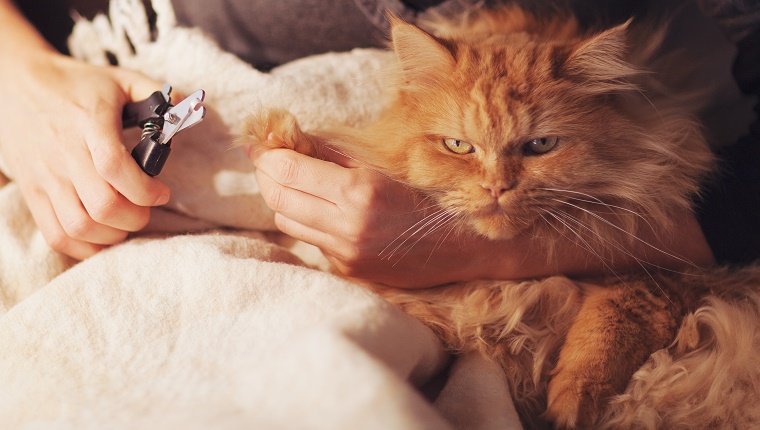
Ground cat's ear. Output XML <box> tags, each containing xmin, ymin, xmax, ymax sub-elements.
<box><xmin>388</xmin><ymin>14</ymin><xmax>455</xmax><ymax>85</ymax></box>
<box><xmin>563</xmin><ymin>20</ymin><xmax>639</xmax><ymax>92</ymax></box>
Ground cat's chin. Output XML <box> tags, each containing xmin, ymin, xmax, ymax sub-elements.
<box><xmin>470</xmin><ymin>215</ymin><xmax>527</xmax><ymax>240</ymax></box>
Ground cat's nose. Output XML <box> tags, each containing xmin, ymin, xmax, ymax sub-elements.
<box><xmin>481</xmin><ymin>182</ymin><xmax>514</xmax><ymax>198</ymax></box>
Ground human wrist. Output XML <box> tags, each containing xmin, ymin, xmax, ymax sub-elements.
<box><xmin>466</xmin><ymin>232</ymin><xmax>591</xmax><ymax>282</ymax></box>
<box><xmin>459</xmin><ymin>233</ymin><xmax>529</xmax><ymax>281</ymax></box>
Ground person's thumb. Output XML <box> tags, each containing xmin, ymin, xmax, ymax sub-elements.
<box><xmin>110</xmin><ymin>68</ymin><xmax>183</xmax><ymax>103</ymax></box>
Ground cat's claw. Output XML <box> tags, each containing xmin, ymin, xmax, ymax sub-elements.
<box><xmin>241</xmin><ymin>108</ymin><xmax>318</xmax><ymax>159</ymax></box>
<box><xmin>241</xmin><ymin>109</ymin><xmax>299</xmax><ymax>153</ymax></box>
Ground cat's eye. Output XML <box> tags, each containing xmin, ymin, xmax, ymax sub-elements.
<box><xmin>524</xmin><ymin>136</ymin><xmax>559</xmax><ymax>155</ymax></box>
<box><xmin>443</xmin><ymin>138</ymin><xmax>474</xmax><ymax>155</ymax></box>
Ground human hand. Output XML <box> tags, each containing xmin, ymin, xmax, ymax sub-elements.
<box><xmin>251</xmin><ymin>144</ymin><xmax>498</xmax><ymax>288</ymax></box>
<box><xmin>0</xmin><ymin>53</ymin><xmax>171</xmax><ymax>259</ymax></box>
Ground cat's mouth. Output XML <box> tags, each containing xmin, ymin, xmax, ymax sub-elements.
<box><xmin>472</xmin><ymin>204</ymin><xmax>503</xmax><ymax>218</ymax></box>
<box><xmin>472</xmin><ymin>200</ymin><xmax>510</xmax><ymax>217</ymax></box>
<box><xmin>469</xmin><ymin>203</ymin><xmax>533</xmax><ymax>240</ymax></box>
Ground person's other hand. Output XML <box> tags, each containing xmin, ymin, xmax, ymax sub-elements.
<box><xmin>0</xmin><ymin>53</ymin><xmax>171</xmax><ymax>259</ymax></box>
<box><xmin>251</xmin><ymin>147</ymin><xmax>497</xmax><ymax>288</ymax></box>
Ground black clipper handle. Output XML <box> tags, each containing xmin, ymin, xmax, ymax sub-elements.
<box><xmin>123</xmin><ymin>89</ymin><xmax>173</xmax><ymax>176</ymax></box>
<box><xmin>131</xmin><ymin>136</ymin><xmax>171</xmax><ymax>177</ymax></box>
<box><xmin>122</xmin><ymin>90</ymin><xmax>170</xmax><ymax>128</ymax></box>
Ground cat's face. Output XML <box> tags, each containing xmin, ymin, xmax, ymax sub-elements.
<box><xmin>385</xmin><ymin>15</ymin><xmax>711</xmax><ymax>240</ymax></box>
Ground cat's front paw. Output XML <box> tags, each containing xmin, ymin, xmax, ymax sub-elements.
<box><xmin>545</xmin><ymin>365</ymin><xmax>615</xmax><ymax>429</ymax></box>
<box><xmin>240</xmin><ymin>108</ymin><xmax>316</xmax><ymax>159</ymax></box>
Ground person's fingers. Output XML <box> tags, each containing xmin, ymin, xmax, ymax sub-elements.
<box><xmin>65</xmin><ymin>142</ymin><xmax>151</xmax><ymax>231</ymax></box>
<box><xmin>254</xmin><ymin>149</ymin><xmax>359</xmax><ymax>204</ymax></box>
<box><xmin>22</xmin><ymin>186</ymin><xmax>103</xmax><ymax>260</ymax></box>
<box><xmin>45</xmin><ymin>179</ymin><xmax>129</xmax><ymax>246</ymax></box>
<box><xmin>84</xmin><ymin>104</ymin><xmax>171</xmax><ymax>207</ymax></box>
<box><xmin>272</xmin><ymin>212</ymin><xmax>344</xmax><ymax>255</ymax></box>
<box><xmin>255</xmin><ymin>169</ymin><xmax>344</xmax><ymax>233</ymax></box>
<box><xmin>69</xmin><ymin>165</ymin><xmax>151</xmax><ymax>232</ymax></box>
<box><xmin>273</xmin><ymin>212</ymin><xmax>374</xmax><ymax>274</ymax></box>
<box><xmin>80</xmin><ymin>67</ymin><xmax>172</xmax><ymax>207</ymax></box>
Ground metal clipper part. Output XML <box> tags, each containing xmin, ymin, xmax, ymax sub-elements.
<box><xmin>122</xmin><ymin>84</ymin><xmax>206</xmax><ymax>176</ymax></box>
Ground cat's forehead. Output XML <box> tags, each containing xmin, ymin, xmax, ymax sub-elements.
<box><xmin>453</xmin><ymin>35</ymin><xmax>561</xmax><ymax>82</ymax></box>
<box><xmin>449</xmin><ymin>39</ymin><xmax>563</xmax><ymax>146</ymax></box>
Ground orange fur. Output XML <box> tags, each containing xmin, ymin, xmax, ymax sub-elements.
<box><xmin>239</xmin><ymin>6</ymin><xmax>759</xmax><ymax>429</ymax></box>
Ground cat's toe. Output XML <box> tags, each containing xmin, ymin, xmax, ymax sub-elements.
<box><xmin>545</xmin><ymin>372</ymin><xmax>607</xmax><ymax>429</ymax></box>
<box><xmin>546</xmin><ymin>375</ymin><xmax>581</xmax><ymax>428</ymax></box>
<box><xmin>240</xmin><ymin>108</ymin><xmax>301</xmax><ymax>158</ymax></box>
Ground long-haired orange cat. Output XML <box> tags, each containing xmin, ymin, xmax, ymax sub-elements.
<box><xmin>241</xmin><ymin>6</ymin><xmax>759</xmax><ymax>429</ymax></box>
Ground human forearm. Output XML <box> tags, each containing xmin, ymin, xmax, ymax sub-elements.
<box><xmin>479</xmin><ymin>208</ymin><xmax>715</xmax><ymax>281</ymax></box>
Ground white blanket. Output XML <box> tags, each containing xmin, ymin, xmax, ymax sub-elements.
<box><xmin>0</xmin><ymin>1</ymin><xmax>522</xmax><ymax>429</ymax></box>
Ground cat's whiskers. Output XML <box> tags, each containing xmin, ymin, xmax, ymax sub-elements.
<box><xmin>380</xmin><ymin>208</ymin><xmax>450</xmax><ymax>260</ymax></box>
<box><xmin>557</xmin><ymin>209</ymin><xmax>699</xmax><ymax>282</ymax></box>
<box><xmin>542</xmin><ymin>210</ymin><xmax>619</xmax><ymax>276</ymax></box>
<box><xmin>562</xmin><ymin>196</ymin><xmax>654</xmax><ymax>232</ymax></box>
<box><xmin>394</xmin><ymin>212</ymin><xmax>459</xmax><ymax>267</ymax></box>
<box><xmin>536</xmin><ymin>187</ymin><xmax>657</xmax><ymax>234</ymax></box>
<box><xmin>412</xmin><ymin>195</ymin><xmax>434</xmax><ymax>211</ymax></box>
<box><xmin>425</xmin><ymin>213</ymin><xmax>467</xmax><ymax>266</ymax></box>
<box><xmin>551</xmin><ymin>198</ymin><xmax>699</xmax><ymax>269</ymax></box>
<box><xmin>541</xmin><ymin>209</ymin><xmax>634</xmax><ymax>290</ymax></box>
<box><xmin>411</xmin><ymin>202</ymin><xmax>443</xmax><ymax>215</ymax></box>
<box><xmin>554</xmin><ymin>209</ymin><xmax>672</xmax><ymax>303</ymax></box>
<box><xmin>323</xmin><ymin>146</ymin><xmax>399</xmax><ymax>182</ymax></box>
<box><xmin>537</xmin><ymin>212</ymin><xmax>577</xmax><ymax>261</ymax></box>
<box><xmin>416</xmin><ymin>212</ymin><xmax>458</xmax><ymax>245</ymax></box>
<box><xmin>552</xmin><ymin>210</ymin><xmax>618</xmax><ymax>263</ymax></box>
<box><xmin>379</xmin><ymin>208</ymin><xmax>448</xmax><ymax>258</ymax></box>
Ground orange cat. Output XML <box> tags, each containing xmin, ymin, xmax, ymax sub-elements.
<box><xmin>241</xmin><ymin>7</ymin><xmax>760</xmax><ymax>429</ymax></box>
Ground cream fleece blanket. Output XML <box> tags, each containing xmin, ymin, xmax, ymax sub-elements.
<box><xmin>0</xmin><ymin>1</ymin><xmax>522</xmax><ymax>429</ymax></box>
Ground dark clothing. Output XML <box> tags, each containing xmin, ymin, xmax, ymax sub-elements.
<box><xmin>14</xmin><ymin>0</ymin><xmax>443</xmax><ymax>65</ymax></box>
<box><xmin>173</xmin><ymin>0</ymin><xmax>387</xmax><ymax>70</ymax></box>
<box><xmin>696</xmin><ymin>22</ymin><xmax>760</xmax><ymax>265</ymax></box>
<box><xmin>15</xmin><ymin>0</ymin><xmax>760</xmax><ymax>264</ymax></box>
<box><xmin>14</xmin><ymin>0</ymin><xmax>103</xmax><ymax>54</ymax></box>
<box><xmin>171</xmin><ymin>0</ymin><xmax>461</xmax><ymax>68</ymax></box>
